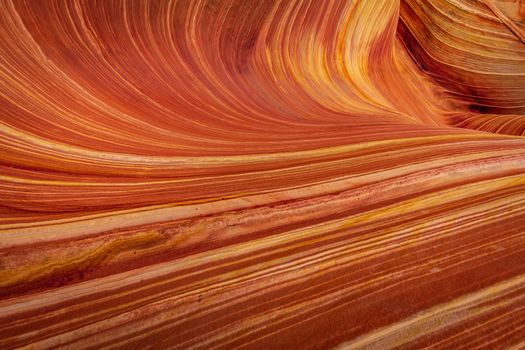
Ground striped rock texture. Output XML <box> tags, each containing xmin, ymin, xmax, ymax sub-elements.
<box><xmin>1</xmin><ymin>0</ymin><xmax>525</xmax><ymax>348</ymax></box>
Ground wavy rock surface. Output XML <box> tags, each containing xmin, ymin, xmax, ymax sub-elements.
<box><xmin>1</xmin><ymin>0</ymin><xmax>525</xmax><ymax>348</ymax></box>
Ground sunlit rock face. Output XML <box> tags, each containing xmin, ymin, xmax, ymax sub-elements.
<box><xmin>0</xmin><ymin>0</ymin><xmax>524</xmax><ymax>348</ymax></box>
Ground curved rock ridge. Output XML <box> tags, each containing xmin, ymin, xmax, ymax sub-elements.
<box><xmin>0</xmin><ymin>0</ymin><xmax>524</xmax><ymax>349</ymax></box>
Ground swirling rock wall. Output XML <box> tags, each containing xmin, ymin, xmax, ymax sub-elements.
<box><xmin>0</xmin><ymin>0</ymin><xmax>524</xmax><ymax>348</ymax></box>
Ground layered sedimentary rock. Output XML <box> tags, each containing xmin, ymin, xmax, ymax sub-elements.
<box><xmin>0</xmin><ymin>0</ymin><xmax>524</xmax><ymax>348</ymax></box>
